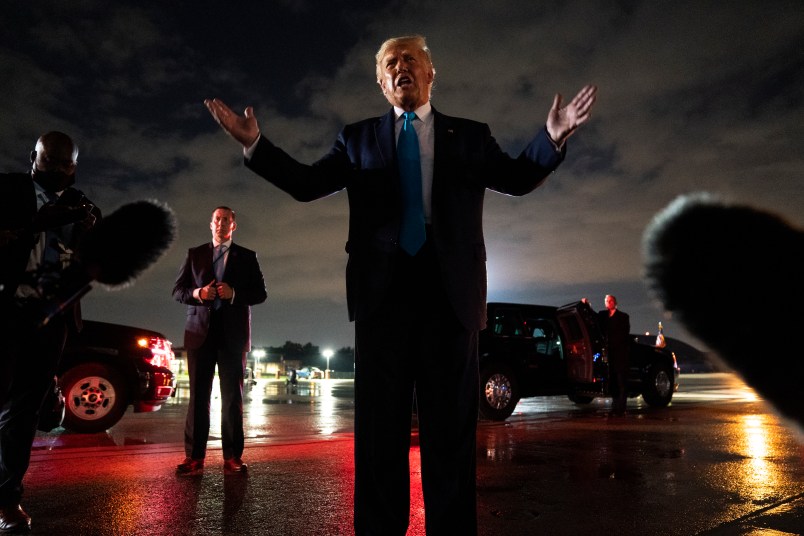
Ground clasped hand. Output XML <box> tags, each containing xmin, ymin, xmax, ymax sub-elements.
<box><xmin>200</xmin><ymin>280</ymin><xmax>232</xmax><ymax>301</ymax></box>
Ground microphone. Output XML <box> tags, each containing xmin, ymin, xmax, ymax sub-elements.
<box><xmin>20</xmin><ymin>199</ymin><xmax>177</xmax><ymax>328</ymax></box>
<box><xmin>642</xmin><ymin>192</ymin><xmax>804</xmax><ymax>426</ymax></box>
<box><xmin>78</xmin><ymin>199</ymin><xmax>177</xmax><ymax>287</ymax></box>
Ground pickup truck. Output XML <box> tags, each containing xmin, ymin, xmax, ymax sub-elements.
<box><xmin>54</xmin><ymin>320</ymin><xmax>177</xmax><ymax>432</ymax></box>
<box><xmin>479</xmin><ymin>301</ymin><xmax>680</xmax><ymax>420</ymax></box>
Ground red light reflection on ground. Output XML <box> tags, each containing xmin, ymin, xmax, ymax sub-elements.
<box><xmin>408</xmin><ymin>445</ymin><xmax>425</xmax><ymax>535</ymax></box>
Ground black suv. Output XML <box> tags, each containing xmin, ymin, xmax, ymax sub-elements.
<box><xmin>478</xmin><ymin>301</ymin><xmax>680</xmax><ymax>420</ymax></box>
<box><xmin>55</xmin><ymin>320</ymin><xmax>177</xmax><ymax>432</ymax></box>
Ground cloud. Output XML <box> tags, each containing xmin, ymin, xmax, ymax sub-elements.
<box><xmin>2</xmin><ymin>0</ymin><xmax>802</xmax><ymax>350</ymax></box>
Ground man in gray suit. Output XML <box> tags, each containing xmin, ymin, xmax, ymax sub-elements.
<box><xmin>205</xmin><ymin>35</ymin><xmax>596</xmax><ymax>534</ymax></box>
<box><xmin>173</xmin><ymin>206</ymin><xmax>267</xmax><ymax>475</ymax></box>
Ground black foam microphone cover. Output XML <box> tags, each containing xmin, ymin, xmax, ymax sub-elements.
<box><xmin>642</xmin><ymin>193</ymin><xmax>804</xmax><ymax>426</ymax></box>
<box><xmin>27</xmin><ymin>200</ymin><xmax>177</xmax><ymax>328</ymax></box>
<box><xmin>78</xmin><ymin>199</ymin><xmax>177</xmax><ymax>288</ymax></box>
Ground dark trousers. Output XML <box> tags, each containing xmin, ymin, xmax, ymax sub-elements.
<box><xmin>353</xmin><ymin>239</ymin><xmax>479</xmax><ymax>536</ymax></box>
<box><xmin>184</xmin><ymin>314</ymin><xmax>246</xmax><ymax>460</ymax></box>
<box><xmin>610</xmin><ymin>362</ymin><xmax>628</xmax><ymax>413</ymax></box>
<box><xmin>0</xmin><ymin>315</ymin><xmax>67</xmax><ymax>506</ymax></box>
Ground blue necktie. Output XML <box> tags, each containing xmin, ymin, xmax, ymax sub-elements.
<box><xmin>213</xmin><ymin>245</ymin><xmax>227</xmax><ymax>309</ymax></box>
<box><xmin>397</xmin><ymin>111</ymin><xmax>426</xmax><ymax>255</ymax></box>
<box><xmin>213</xmin><ymin>245</ymin><xmax>227</xmax><ymax>281</ymax></box>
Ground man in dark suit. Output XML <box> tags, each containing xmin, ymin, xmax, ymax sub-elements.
<box><xmin>597</xmin><ymin>294</ymin><xmax>631</xmax><ymax>415</ymax></box>
<box><xmin>172</xmin><ymin>206</ymin><xmax>267</xmax><ymax>475</ymax></box>
<box><xmin>205</xmin><ymin>35</ymin><xmax>596</xmax><ymax>535</ymax></box>
<box><xmin>0</xmin><ymin>131</ymin><xmax>100</xmax><ymax>532</ymax></box>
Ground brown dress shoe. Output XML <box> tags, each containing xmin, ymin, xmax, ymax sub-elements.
<box><xmin>0</xmin><ymin>503</ymin><xmax>31</xmax><ymax>533</ymax></box>
<box><xmin>176</xmin><ymin>457</ymin><xmax>204</xmax><ymax>475</ymax></box>
<box><xmin>223</xmin><ymin>457</ymin><xmax>247</xmax><ymax>474</ymax></box>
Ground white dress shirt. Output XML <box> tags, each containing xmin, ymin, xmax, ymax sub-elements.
<box><xmin>245</xmin><ymin>101</ymin><xmax>437</xmax><ymax>222</ymax></box>
<box><xmin>393</xmin><ymin>102</ymin><xmax>434</xmax><ymax>223</ymax></box>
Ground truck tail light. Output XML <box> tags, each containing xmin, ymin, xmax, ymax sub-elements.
<box><xmin>139</xmin><ymin>336</ymin><xmax>175</xmax><ymax>369</ymax></box>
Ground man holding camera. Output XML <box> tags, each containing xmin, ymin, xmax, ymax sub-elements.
<box><xmin>0</xmin><ymin>131</ymin><xmax>101</xmax><ymax>533</ymax></box>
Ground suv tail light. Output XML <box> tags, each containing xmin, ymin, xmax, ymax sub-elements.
<box><xmin>138</xmin><ymin>336</ymin><xmax>175</xmax><ymax>369</ymax></box>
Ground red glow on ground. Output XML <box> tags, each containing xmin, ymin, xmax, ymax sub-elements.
<box><xmin>408</xmin><ymin>445</ymin><xmax>426</xmax><ymax>535</ymax></box>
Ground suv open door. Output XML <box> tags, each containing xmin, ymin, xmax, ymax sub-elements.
<box><xmin>556</xmin><ymin>301</ymin><xmax>607</xmax><ymax>401</ymax></box>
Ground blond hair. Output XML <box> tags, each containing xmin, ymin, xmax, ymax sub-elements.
<box><xmin>375</xmin><ymin>35</ymin><xmax>435</xmax><ymax>81</ymax></box>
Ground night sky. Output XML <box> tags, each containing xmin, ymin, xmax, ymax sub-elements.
<box><xmin>3</xmin><ymin>1</ymin><xmax>802</xmax><ymax>352</ymax></box>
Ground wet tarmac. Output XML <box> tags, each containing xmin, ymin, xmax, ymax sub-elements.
<box><xmin>25</xmin><ymin>373</ymin><xmax>804</xmax><ymax>535</ymax></box>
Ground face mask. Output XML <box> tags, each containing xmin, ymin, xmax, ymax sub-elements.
<box><xmin>32</xmin><ymin>168</ymin><xmax>76</xmax><ymax>193</ymax></box>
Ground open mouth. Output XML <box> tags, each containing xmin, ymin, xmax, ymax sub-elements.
<box><xmin>396</xmin><ymin>75</ymin><xmax>413</xmax><ymax>87</ymax></box>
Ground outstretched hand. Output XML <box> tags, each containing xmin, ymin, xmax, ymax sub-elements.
<box><xmin>546</xmin><ymin>84</ymin><xmax>597</xmax><ymax>146</ymax></box>
<box><xmin>204</xmin><ymin>98</ymin><xmax>261</xmax><ymax>148</ymax></box>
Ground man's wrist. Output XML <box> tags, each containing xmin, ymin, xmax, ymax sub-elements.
<box><xmin>545</xmin><ymin>126</ymin><xmax>566</xmax><ymax>151</ymax></box>
<box><xmin>243</xmin><ymin>133</ymin><xmax>261</xmax><ymax>158</ymax></box>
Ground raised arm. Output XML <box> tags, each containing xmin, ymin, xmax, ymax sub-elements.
<box><xmin>545</xmin><ymin>84</ymin><xmax>598</xmax><ymax>146</ymax></box>
<box><xmin>204</xmin><ymin>98</ymin><xmax>261</xmax><ymax>148</ymax></box>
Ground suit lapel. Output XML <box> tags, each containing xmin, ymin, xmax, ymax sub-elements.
<box><xmin>203</xmin><ymin>242</ymin><xmax>216</xmax><ymax>282</ymax></box>
<box><xmin>222</xmin><ymin>244</ymin><xmax>236</xmax><ymax>280</ymax></box>
<box><xmin>374</xmin><ymin>109</ymin><xmax>396</xmax><ymax>168</ymax></box>
<box><xmin>432</xmin><ymin>108</ymin><xmax>454</xmax><ymax>199</ymax></box>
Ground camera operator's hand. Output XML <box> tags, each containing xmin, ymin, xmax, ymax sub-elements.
<box><xmin>77</xmin><ymin>202</ymin><xmax>98</xmax><ymax>230</ymax></box>
<box><xmin>32</xmin><ymin>203</ymin><xmax>91</xmax><ymax>231</ymax></box>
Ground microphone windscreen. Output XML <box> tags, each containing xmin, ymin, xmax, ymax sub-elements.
<box><xmin>78</xmin><ymin>199</ymin><xmax>177</xmax><ymax>287</ymax></box>
<box><xmin>642</xmin><ymin>192</ymin><xmax>804</xmax><ymax>425</ymax></box>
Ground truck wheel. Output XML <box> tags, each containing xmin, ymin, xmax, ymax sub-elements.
<box><xmin>478</xmin><ymin>364</ymin><xmax>519</xmax><ymax>421</ymax></box>
<box><xmin>60</xmin><ymin>363</ymin><xmax>128</xmax><ymax>433</ymax></box>
<box><xmin>640</xmin><ymin>364</ymin><xmax>673</xmax><ymax>407</ymax></box>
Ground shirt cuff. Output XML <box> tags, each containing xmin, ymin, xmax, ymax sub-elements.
<box><xmin>244</xmin><ymin>135</ymin><xmax>260</xmax><ymax>159</ymax></box>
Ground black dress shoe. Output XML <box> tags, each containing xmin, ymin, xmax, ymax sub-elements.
<box><xmin>0</xmin><ymin>504</ymin><xmax>31</xmax><ymax>533</ymax></box>
<box><xmin>223</xmin><ymin>457</ymin><xmax>247</xmax><ymax>474</ymax></box>
<box><xmin>176</xmin><ymin>457</ymin><xmax>204</xmax><ymax>475</ymax></box>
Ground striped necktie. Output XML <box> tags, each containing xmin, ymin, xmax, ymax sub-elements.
<box><xmin>213</xmin><ymin>245</ymin><xmax>227</xmax><ymax>309</ymax></box>
<box><xmin>213</xmin><ymin>244</ymin><xmax>227</xmax><ymax>282</ymax></box>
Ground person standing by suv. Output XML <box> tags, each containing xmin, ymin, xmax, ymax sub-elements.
<box><xmin>172</xmin><ymin>206</ymin><xmax>267</xmax><ymax>475</ymax></box>
<box><xmin>598</xmin><ymin>294</ymin><xmax>631</xmax><ymax>415</ymax></box>
<box><xmin>0</xmin><ymin>131</ymin><xmax>100</xmax><ymax>532</ymax></box>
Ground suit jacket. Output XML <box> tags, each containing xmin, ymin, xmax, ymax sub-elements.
<box><xmin>173</xmin><ymin>242</ymin><xmax>267</xmax><ymax>353</ymax></box>
<box><xmin>598</xmin><ymin>309</ymin><xmax>631</xmax><ymax>371</ymax></box>
<box><xmin>0</xmin><ymin>172</ymin><xmax>100</xmax><ymax>330</ymax></box>
<box><xmin>246</xmin><ymin>106</ymin><xmax>565</xmax><ymax>330</ymax></box>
